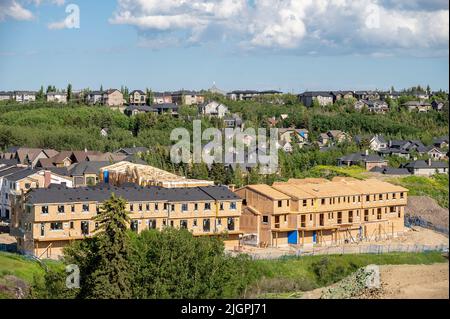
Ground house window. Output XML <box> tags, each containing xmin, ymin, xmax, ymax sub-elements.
<box><xmin>287</xmin><ymin>200</ymin><xmax>290</xmax><ymax>207</ymax></box>
<box><xmin>130</xmin><ymin>204</ymin><xmax>134</xmax><ymax>212</ymax></box>
<box><xmin>71</xmin><ymin>205</ymin><xmax>75</xmax><ymax>213</ymax></box>
<box><xmin>96</xmin><ymin>205</ymin><xmax>100</xmax><ymax>214</ymax></box>
<box><xmin>300</xmin><ymin>215</ymin><xmax>306</xmax><ymax>227</ymax></box>
<box><xmin>348</xmin><ymin>211</ymin><xmax>353</xmax><ymax>223</ymax></box>
<box><xmin>25</xmin><ymin>183</ymin><xmax>31</xmax><ymax>190</ymax></box>
<box><xmin>220</xmin><ymin>203</ymin><xmax>224</xmax><ymax>211</ymax></box>
<box><xmin>309</xmin><ymin>214</ymin><xmax>312</xmax><ymax>221</ymax></box>
<box><xmin>182</xmin><ymin>203</ymin><xmax>188</xmax><ymax>212</ymax></box>
<box><xmin>130</xmin><ymin>220</ymin><xmax>138</xmax><ymax>232</ymax></box>
<box><xmin>321</xmin><ymin>198</ymin><xmax>326</xmax><ymax>205</ymax></box>
<box><xmin>194</xmin><ymin>203</ymin><xmax>199</xmax><ymax>211</ymax></box>
<box><xmin>162</xmin><ymin>219</ymin><xmax>166</xmax><ymax>227</ymax></box>
<box><xmin>40</xmin><ymin>223</ymin><xmax>45</xmax><ymax>236</ymax></box>
<box><xmin>171</xmin><ymin>204</ymin><xmax>175</xmax><ymax>211</ymax></box>
<box><xmin>180</xmin><ymin>220</ymin><xmax>188</xmax><ymax>229</ymax></box>
<box><xmin>262</xmin><ymin>216</ymin><xmax>269</xmax><ymax>224</ymax></box>
<box><xmin>230</xmin><ymin>202</ymin><xmax>236</xmax><ymax>210</ymax></box>
<box><xmin>57</xmin><ymin>205</ymin><xmax>65</xmax><ymax>214</ymax></box>
<box><xmin>203</xmin><ymin>219</ymin><xmax>210</xmax><ymax>232</ymax></box>
<box><xmin>82</xmin><ymin>204</ymin><xmax>89</xmax><ymax>212</ymax></box>
<box><xmin>227</xmin><ymin>217</ymin><xmax>235</xmax><ymax>231</ymax></box>
<box><xmin>278</xmin><ymin>201</ymin><xmax>282</xmax><ymax>207</ymax></box>
<box><xmin>377</xmin><ymin>208</ymin><xmax>382</xmax><ymax>220</ymax></box>
<box><xmin>366</xmin><ymin>195</ymin><xmax>370</xmax><ymax>202</ymax></box>
<box><xmin>379</xmin><ymin>194</ymin><xmax>383</xmax><ymax>201</ymax></box>
<box><xmin>400</xmin><ymin>192</ymin><xmax>404</xmax><ymax>199</ymax></box>
<box><xmin>50</xmin><ymin>222</ymin><xmax>63</xmax><ymax>231</ymax></box>
<box><xmin>303</xmin><ymin>200</ymin><xmax>307</xmax><ymax>207</ymax></box>
<box><xmin>139</xmin><ymin>204</ymin><xmax>143</xmax><ymax>212</ymax></box>
<box><xmin>149</xmin><ymin>219</ymin><xmax>157</xmax><ymax>229</ymax></box>
<box><xmin>205</xmin><ymin>203</ymin><xmax>211</xmax><ymax>210</ymax></box>
<box><xmin>337</xmin><ymin>212</ymin><xmax>342</xmax><ymax>224</ymax></box>
<box><xmin>163</xmin><ymin>203</ymin><xmax>168</xmax><ymax>211</ymax></box>
<box><xmin>193</xmin><ymin>219</ymin><xmax>198</xmax><ymax>227</ymax></box>
<box><xmin>390</xmin><ymin>206</ymin><xmax>396</xmax><ymax>213</ymax></box>
<box><xmin>146</xmin><ymin>203</ymin><xmax>150</xmax><ymax>211</ymax></box>
<box><xmin>217</xmin><ymin>218</ymin><xmax>222</xmax><ymax>226</ymax></box>
<box><xmin>364</xmin><ymin>210</ymin><xmax>369</xmax><ymax>222</ymax></box>
<box><xmin>81</xmin><ymin>221</ymin><xmax>89</xmax><ymax>235</ymax></box>
<box><xmin>41</xmin><ymin>206</ymin><xmax>49</xmax><ymax>214</ymax></box>
<box><xmin>70</xmin><ymin>221</ymin><xmax>74</xmax><ymax>229</ymax></box>
<box><xmin>155</xmin><ymin>203</ymin><xmax>159</xmax><ymax>211</ymax></box>
<box><xmin>392</xmin><ymin>193</ymin><xmax>397</xmax><ymax>200</ymax></box>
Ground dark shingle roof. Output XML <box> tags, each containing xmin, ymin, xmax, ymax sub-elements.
<box><xmin>4</xmin><ymin>168</ymin><xmax>41</xmax><ymax>182</ymax></box>
<box><xmin>26</xmin><ymin>185</ymin><xmax>240</xmax><ymax>205</ymax></box>
<box><xmin>403</xmin><ymin>160</ymin><xmax>448</xmax><ymax>169</ymax></box>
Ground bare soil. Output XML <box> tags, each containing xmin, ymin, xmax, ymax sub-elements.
<box><xmin>406</xmin><ymin>196</ymin><xmax>449</xmax><ymax>229</ymax></box>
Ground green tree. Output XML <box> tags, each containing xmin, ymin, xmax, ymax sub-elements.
<box><xmin>64</xmin><ymin>194</ymin><xmax>133</xmax><ymax>299</ymax></box>
<box><xmin>67</xmin><ymin>83</ymin><xmax>73</xmax><ymax>102</ymax></box>
<box><xmin>210</xmin><ymin>163</ymin><xmax>226</xmax><ymax>184</ymax></box>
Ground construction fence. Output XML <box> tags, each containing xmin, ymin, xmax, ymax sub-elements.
<box><xmin>248</xmin><ymin>243</ymin><xmax>449</xmax><ymax>260</ymax></box>
<box><xmin>405</xmin><ymin>216</ymin><xmax>449</xmax><ymax>236</ymax></box>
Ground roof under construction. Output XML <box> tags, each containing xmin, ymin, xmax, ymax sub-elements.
<box><xmin>99</xmin><ymin>161</ymin><xmax>214</xmax><ymax>188</ymax></box>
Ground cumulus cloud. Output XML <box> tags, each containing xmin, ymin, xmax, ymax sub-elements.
<box><xmin>110</xmin><ymin>0</ymin><xmax>449</xmax><ymax>56</ymax></box>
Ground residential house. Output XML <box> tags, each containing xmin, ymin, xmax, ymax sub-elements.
<box><xmin>431</xmin><ymin>100</ymin><xmax>446</xmax><ymax>111</ymax></box>
<box><xmin>354</xmin><ymin>100</ymin><xmax>389</xmax><ymax>113</ymax></box>
<box><xmin>11</xmin><ymin>185</ymin><xmax>242</xmax><ymax>258</ymax></box>
<box><xmin>0</xmin><ymin>91</ymin><xmax>13</xmax><ymax>101</ymax></box>
<box><xmin>198</xmin><ymin>101</ymin><xmax>229</xmax><ymax>118</ymax></box>
<box><xmin>330</xmin><ymin>91</ymin><xmax>354</xmax><ymax>103</ymax></box>
<box><xmin>426</xmin><ymin>146</ymin><xmax>447</xmax><ymax>160</ymax></box>
<box><xmin>338</xmin><ymin>151</ymin><xmax>388</xmax><ymax>171</ymax></box>
<box><xmin>153</xmin><ymin>92</ymin><xmax>173</xmax><ymax>104</ymax></box>
<box><xmin>354</xmin><ymin>91</ymin><xmax>380</xmax><ymax>100</ymax></box>
<box><xmin>278</xmin><ymin>128</ymin><xmax>309</xmax><ymax>152</ymax></box>
<box><xmin>402</xmin><ymin>101</ymin><xmax>431</xmax><ymax>112</ymax></box>
<box><xmin>319</xmin><ymin>130</ymin><xmax>351</xmax><ymax>146</ymax></box>
<box><xmin>124</xmin><ymin>104</ymin><xmax>155</xmax><ymax>116</ymax></box>
<box><xmin>14</xmin><ymin>91</ymin><xmax>36</xmax><ymax>103</ymax></box>
<box><xmin>227</xmin><ymin>90</ymin><xmax>282</xmax><ymax>101</ymax></box>
<box><xmin>369</xmin><ymin>135</ymin><xmax>388</xmax><ymax>151</ymax></box>
<box><xmin>370</xmin><ymin>167</ymin><xmax>411</xmax><ymax>175</ymax></box>
<box><xmin>85</xmin><ymin>91</ymin><xmax>104</xmax><ymax>105</ymax></box>
<box><xmin>14</xmin><ymin>148</ymin><xmax>58</xmax><ymax>168</ymax></box>
<box><xmin>103</xmin><ymin>89</ymin><xmax>124</xmax><ymax>107</ymax></box>
<box><xmin>223</xmin><ymin>114</ymin><xmax>243</xmax><ymax>129</ymax></box>
<box><xmin>237</xmin><ymin>178</ymin><xmax>407</xmax><ymax>248</ymax></box>
<box><xmin>151</xmin><ymin>103</ymin><xmax>179</xmax><ymax>116</ymax></box>
<box><xmin>46</xmin><ymin>92</ymin><xmax>67</xmax><ymax>103</ymax></box>
<box><xmin>401</xmin><ymin>160</ymin><xmax>448</xmax><ymax>176</ymax></box>
<box><xmin>298</xmin><ymin>91</ymin><xmax>333</xmax><ymax>107</ymax></box>
<box><xmin>433</xmin><ymin>136</ymin><xmax>449</xmax><ymax>149</ymax></box>
<box><xmin>129</xmin><ymin>90</ymin><xmax>146</xmax><ymax>105</ymax></box>
<box><xmin>171</xmin><ymin>90</ymin><xmax>205</xmax><ymax>105</ymax></box>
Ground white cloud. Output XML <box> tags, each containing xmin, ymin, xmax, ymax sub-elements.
<box><xmin>47</xmin><ymin>19</ymin><xmax>66</xmax><ymax>29</ymax></box>
<box><xmin>0</xmin><ymin>0</ymin><xmax>34</xmax><ymax>21</ymax></box>
<box><xmin>110</xmin><ymin>0</ymin><xmax>449</xmax><ymax>56</ymax></box>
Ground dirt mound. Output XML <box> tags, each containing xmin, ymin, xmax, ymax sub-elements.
<box><xmin>405</xmin><ymin>196</ymin><xmax>449</xmax><ymax>229</ymax></box>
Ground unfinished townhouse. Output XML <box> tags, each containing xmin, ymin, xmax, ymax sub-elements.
<box><xmin>11</xmin><ymin>184</ymin><xmax>242</xmax><ymax>259</ymax></box>
<box><xmin>236</xmin><ymin>178</ymin><xmax>408</xmax><ymax>248</ymax></box>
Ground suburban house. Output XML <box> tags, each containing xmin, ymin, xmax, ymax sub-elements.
<box><xmin>433</xmin><ymin>136</ymin><xmax>449</xmax><ymax>149</ymax></box>
<box><xmin>103</xmin><ymin>89</ymin><xmax>124</xmax><ymax>107</ymax></box>
<box><xmin>431</xmin><ymin>100</ymin><xmax>446</xmax><ymax>111</ymax></box>
<box><xmin>11</xmin><ymin>184</ymin><xmax>242</xmax><ymax>258</ymax></box>
<box><xmin>129</xmin><ymin>90</ymin><xmax>146</xmax><ymax>105</ymax></box>
<box><xmin>115</xmin><ymin>147</ymin><xmax>149</xmax><ymax>157</ymax></box>
<box><xmin>319</xmin><ymin>130</ymin><xmax>351</xmax><ymax>146</ymax></box>
<box><xmin>85</xmin><ymin>91</ymin><xmax>104</xmax><ymax>105</ymax></box>
<box><xmin>278</xmin><ymin>128</ymin><xmax>309</xmax><ymax>152</ymax></box>
<box><xmin>171</xmin><ymin>90</ymin><xmax>205</xmax><ymax>105</ymax></box>
<box><xmin>425</xmin><ymin>146</ymin><xmax>447</xmax><ymax>160</ymax></box>
<box><xmin>151</xmin><ymin>103</ymin><xmax>179</xmax><ymax>116</ymax></box>
<box><xmin>124</xmin><ymin>104</ymin><xmax>155</xmax><ymax>116</ymax></box>
<box><xmin>370</xmin><ymin>167</ymin><xmax>411</xmax><ymax>175</ymax></box>
<box><xmin>153</xmin><ymin>92</ymin><xmax>173</xmax><ymax>104</ymax></box>
<box><xmin>338</xmin><ymin>151</ymin><xmax>388</xmax><ymax>171</ymax></box>
<box><xmin>402</xmin><ymin>101</ymin><xmax>431</xmax><ymax>112</ymax></box>
<box><xmin>330</xmin><ymin>91</ymin><xmax>354</xmax><ymax>103</ymax></box>
<box><xmin>13</xmin><ymin>148</ymin><xmax>59</xmax><ymax>168</ymax></box>
<box><xmin>369</xmin><ymin>135</ymin><xmax>388</xmax><ymax>151</ymax></box>
<box><xmin>208</xmin><ymin>84</ymin><xmax>226</xmax><ymax>96</ymax></box>
<box><xmin>46</xmin><ymin>92</ymin><xmax>67</xmax><ymax>103</ymax></box>
<box><xmin>354</xmin><ymin>91</ymin><xmax>381</xmax><ymax>100</ymax></box>
<box><xmin>401</xmin><ymin>160</ymin><xmax>448</xmax><ymax>176</ymax></box>
<box><xmin>0</xmin><ymin>91</ymin><xmax>14</xmax><ymax>101</ymax></box>
<box><xmin>237</xmin><ymin>178</ymin><xmax>407</xmax><ymax>248</ymax></box>
<box><xmin>298</xmin><ymin>91</ymin><xmax>333</xmax><ymax>107</ymax></box>
<box><xmin>354</xmin><ymin>100</ymin><xmax>389</xmax><ymax>113</ymax></box>
<box><xmin>14</xmin><ymin>91</ymin><xmax>36</xmax><ymax>103</ymax></box>
<box><xmin>226</xmin><ymin>90</ymin><xmax>282</xmax><ymax>101</ymax></box>
<box><xmin>223</xmin><ymin>114</ymin><xmax>243</xmax><ymax>129</ymax></box>
<box><xmin>198</xmin><ymin>101</ymin><xmax>229</xmax><ymax>118</ymax></box>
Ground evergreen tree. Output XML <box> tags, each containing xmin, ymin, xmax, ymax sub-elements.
<box><xmin>67</xmin><ymin>83</ymin><xmax>72</xmax><ymax>102</ymax></box>
<box><xmin>210</xmin><ymin>163</ymin><xmax>226</xmax><ymax>184</ymax></box>
<box><xmin>232</xmin><ymin>165</ymin><xmax>244</xmax><ymax>188</ymax></box>
<box><xmin>64</xmin><ymin>194</ymin><xmax>133</xmax><ymax>299</ymax></box>
<box><xmin>100</xmin><ymin>84</ymin><xmax>103</xmax><ymax>92</ymax></box>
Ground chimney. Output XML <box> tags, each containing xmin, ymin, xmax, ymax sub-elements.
<box><xmin>44</xmin><ymin>170</ymin><xmax>51</xmax><ymax>188</ymax></box>
<box><xmin>365</xmin><ymin>149</ymin><xmax>369</xmax><ymax>156</ymax></box>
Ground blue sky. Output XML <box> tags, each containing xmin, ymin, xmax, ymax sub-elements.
<box><xmin>0</xmin><ymin>0</ymin><xmax>448</xmax><ymax>92</ymax></box>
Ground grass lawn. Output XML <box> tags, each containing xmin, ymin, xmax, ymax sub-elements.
<box><xmin>308</xmin><ymin>165</ymin><xmax>368</xmax><ymax>180</ymax></box>
<box><xmin>388</xmin><ymin>174</ymin><xmax>449</xmax><ymax>208</ymax></box>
